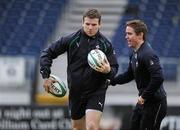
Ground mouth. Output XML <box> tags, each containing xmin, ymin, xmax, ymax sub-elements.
<box><xmin>127</xmin><ymin>40</ymin><xmax>131</xmax><ymax>46</ymax></box>
<box><xmin>87</xmin><ymin>31</ymin><xmax>94</xmax><ymax>36</ymax></box>
<box><xmin>88</xmin><ymin>30</ymin><xmax>93</xmax><ymax>34</ymax></box>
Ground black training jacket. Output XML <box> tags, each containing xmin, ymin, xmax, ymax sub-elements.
<box><xmin>40</xmin><ymin>29</ymin><xmax>118</xmax><ymax>97</ymax></box>
<box><xmin>111</xmin><ymin>43</ymin><xmax>166</xmax><ymax>103</ymax></box>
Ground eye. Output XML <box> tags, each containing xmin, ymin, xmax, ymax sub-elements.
<box><xmin>92</xmin><ymin>24</ymin><xmax>97</xmax><ymax>26</ymax></box>
<box><xmin>127</xmin><ymin>32</ymin><xmax>132</xmax><ymax>35</ymax></box>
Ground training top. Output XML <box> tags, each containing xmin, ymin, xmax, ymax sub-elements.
<box><xmin>111</xmin><ymin>42</ymin><xmax>166</xmax><ymax>103</ymax></box>
<box><xmin>40</xmin><ymin>29</ymin><xmax>119</xmax><ymax>97</ymax></box>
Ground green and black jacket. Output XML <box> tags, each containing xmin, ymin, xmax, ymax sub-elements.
<box><xmin>40</xmin><ymin>29</ymin><xmax>118</xmax><ymax>96</ymax></box>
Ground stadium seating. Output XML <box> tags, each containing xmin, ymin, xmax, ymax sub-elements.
<box><xmin>0</xmin><ymin>0</ymin><xmax>67</xmax><ymax>56</ymax></box>
<box><xmin>112</xmin><ymin>0</ymin><xmax>180</xmax><ymax>58</ymax></box>
<box><xmin>0</xmin><ymin>0</ymin><xmax>179</xmax><ymax>81</ymax></box>
<box><xmin>112</xmin><ymin>0</ymin><xmax>180</xmax><ymax>80</ymax></box>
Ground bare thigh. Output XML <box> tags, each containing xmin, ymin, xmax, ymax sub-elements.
<box><xmin>86</xmin><ymin>109</ymin><xmax>102</xmax><ymax>130</ymax></box>
<box><xmin>71</xmin><ymin>116</ymin><xmax>86</xmax><ymax>130</ymax></box>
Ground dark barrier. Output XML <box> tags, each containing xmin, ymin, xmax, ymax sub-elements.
<box><xmin>1</xmin><ymin>105</ymin><xmax>180</xmax><ymax>130</ymax></box>
<box><xmin>0</xmin><ymin>105</ymin><xmax>71</xmax><ymax>130</ymax></box>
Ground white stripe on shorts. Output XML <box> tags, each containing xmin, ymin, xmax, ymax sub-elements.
<box><xmin>86</xmin><ymin>109</ymin><xmax>102</xmax><ymax>113</ymax></box>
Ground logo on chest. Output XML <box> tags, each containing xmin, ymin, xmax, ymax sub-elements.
<box><xmin>95</xmin><ymin>45</ymin><xmax>100</xmax><ymax>49</ymax></box>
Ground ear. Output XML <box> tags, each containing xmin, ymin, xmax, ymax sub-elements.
<box><xmin>138</xmin><ymin>32</ymin><xmax>144</xmax><ymax>39</ymax></box>
<box><xmin>98</xmin><ymin>21</ymin><xmax>102</xmax><ymax>29</ymax></box>
<box><xmin>82</xmin><ymin>19</ymin><xmax>84</xmax><ymax>27</ymax></box>
<box><xmin>99</xmin><ymin>20</ymin><xmax>102</xmax><ymax>26</ymax></box>
<box><xmin>100</xmin><ymin>20</ymin><xmax>102</xmax><ymax>25</ymax></box>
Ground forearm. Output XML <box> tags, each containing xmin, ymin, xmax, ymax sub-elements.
<box><xmin>104</xmin><ymin>66</ymin><xmax>118</xmax><ymax>80</ymax></box>
<box><xmin>111</xmin><ymin>72</ymin><xmax>134</xmax><ymax>85</ymax></box>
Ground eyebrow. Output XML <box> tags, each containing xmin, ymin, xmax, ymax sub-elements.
<box><xmin>86</xmin><ymin>23</ymin><xmax>97</xmax><ymax>25</ymax></box>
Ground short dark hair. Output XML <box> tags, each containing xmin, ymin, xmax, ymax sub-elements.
<box><xmin>126</xmin><ymin>19</ymin><xmax>148</xmax><ymax>41</ymax></box>
<box><xmin>83</xmin><ymin>8</ymin><xmax>101</xmax><ymax>24</ymax></box>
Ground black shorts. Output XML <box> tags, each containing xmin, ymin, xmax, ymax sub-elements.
<box><xmin>69</xmin><ymin>89</ymin><xmax>107</xmax><ymax>120</ymax></box>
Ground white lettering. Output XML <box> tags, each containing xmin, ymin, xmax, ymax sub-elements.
<box><xmin>31</xmin><ymin>119</ymin><xmax>57</xmax><ymax>130</ymax></box>
<box><xmin>4</xmin><ymin>108</ymin><xmax>31</xmax><ymax>120</ymax></box>
<box><xmin>161</xmin><ymin>116</ymin><xmax>180</xmax><ymax>130</ymax></box>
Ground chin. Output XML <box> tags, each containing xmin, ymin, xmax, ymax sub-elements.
<box><xmin>128</xmin><ymin>44</ymin><xmax>132</xmax><ymax>47</ymax></box>
<box><xmin>89</xmin><ymin>34</ymin><xmax>94</xmax><ymax>37</ymax></box>
<box><xmin>89</xmin><ymin>34</ymin><xmax>95</xmax><ymax>37</ymax></box>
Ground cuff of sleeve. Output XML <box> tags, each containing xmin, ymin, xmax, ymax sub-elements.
<box><xmin>40</xmin><ymin>71</ymin><xmax>50</xmax><ymax>79</ymax></box>
<box><xmin>141</xmin><ymin>94</ymin><xmax>147</xmax><ymax>100</ymax></box>
<box><xmin>104</xmin><ymin>69</ymin><xmax>113</xmax><ymax>79</ymax></box>
<box><xmin>42</xmin><ymin>75</ymin><xmax>50</xmax><ymax>79</ymax></box>
<box><xmin>110</xmin><ymin>75</ymin><xmax>119</xmax><ymax>86</ymax></box>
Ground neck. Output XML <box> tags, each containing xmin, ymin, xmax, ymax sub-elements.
<box><xmin>134</xmin><ymin>40</ymin><xmax>144</xmax><ymax>52</ymax></box>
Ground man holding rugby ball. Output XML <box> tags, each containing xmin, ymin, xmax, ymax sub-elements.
<box><xmin>40</xmin><ymin>8</ymin><xmax>118</xmax><ymax>130</ymax></box>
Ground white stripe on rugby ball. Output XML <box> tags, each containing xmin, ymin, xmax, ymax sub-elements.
<box><xmin>87</xmin><ymin>49</ymin><xmax>107</xmax><ymax>71</ymax></box>
<box><xmin>49</xmin><ymin>74</ymin><xmax>67</xmax><ymax>97</ymax></box>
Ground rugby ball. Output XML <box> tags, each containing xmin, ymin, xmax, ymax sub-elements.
<box><xmin>87</xmin><ymin>49</ymin><xmax>107</xmax><ymax>71</ymax></box>
<box><xmin>49</xmin><ymin>74</ymin><xmax>67</xmax><ymax>97</ymax></box>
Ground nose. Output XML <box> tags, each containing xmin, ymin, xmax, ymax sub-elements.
<box><xmin>89</xmin><ymin>25</ymin><xmax>93</xmax><ymax>29</ymax></box>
